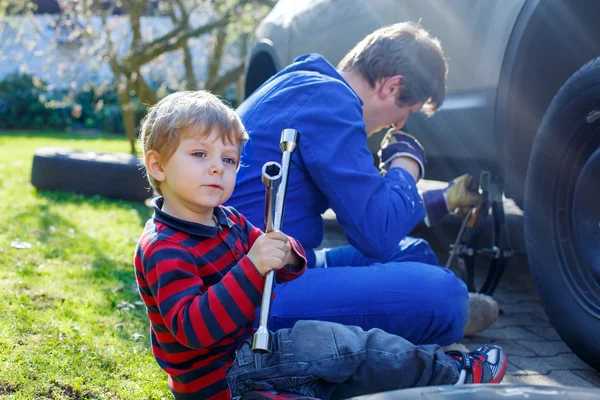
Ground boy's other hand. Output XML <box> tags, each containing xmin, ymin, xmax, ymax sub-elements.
<box><xmin>247</xmin><ymin>230</ymin><xmax>289</xmax><ymax>276</ymax></box>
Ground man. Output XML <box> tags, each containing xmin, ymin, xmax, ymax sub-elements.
<box><xmin>227</xmin><ymin>22</ymin><xmax>495</xmax><ymax>345</ymax></box>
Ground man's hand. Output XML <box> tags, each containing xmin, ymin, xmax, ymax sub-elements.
<box><xmin>247</xmin><ymin>231</ymin><xmax>291</xmax><ymax>276</ymax></box>
<box><xmin>446</xmin><ymin>174</ymin><xmax>483</xmax><ymax>216</ymax></box>
<box><xmin>378</xmin><ymin>128</ymin><xmax>427</xmax><ymax>180</ymax></box>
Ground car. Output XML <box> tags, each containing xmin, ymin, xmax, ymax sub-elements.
<box><xmin>243</xmin><ymin>0</ymin><xmax>600</xmax><ymax>370</ymax></box>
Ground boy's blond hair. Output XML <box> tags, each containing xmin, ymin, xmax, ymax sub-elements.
<box><xmin>139</xmin><ymin>90</ymin><xmax>249</xmax><ymax>194</ymax></box>
<box><xmin>338</xmin><ymin>21</ymin><xmax>447</xmax><ymax>116</ymax></box>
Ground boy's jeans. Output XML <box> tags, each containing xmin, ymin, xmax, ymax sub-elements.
<box><xmin>227</xmin><ymin>320</ymin><xmax>459</xmax><ymax>399</ymax></box>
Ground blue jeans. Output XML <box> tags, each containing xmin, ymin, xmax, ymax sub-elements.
<box><xmin>227</xmin><ymin>321</ymin><xmax>459</xmax><ymax>399</ymax></box>
<box><xmin>268</xmin><ymin>238</ymin><xmax>469</xmax><ymax>345</ymax></box>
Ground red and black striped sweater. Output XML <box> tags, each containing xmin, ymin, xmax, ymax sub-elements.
<box><xmin>134</xmin><ymin>198</ymin><xmax>306</xmax><ymax>399</ymax></box>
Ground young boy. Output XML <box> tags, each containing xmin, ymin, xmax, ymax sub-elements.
<box><xmin>134</xmin><ymin>90</ymin><xmax>507</xmax><ymax>400</ymax></box>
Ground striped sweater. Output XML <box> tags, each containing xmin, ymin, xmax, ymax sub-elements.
<box><xmin>134</xmin><ymin>198</ymin><xmax>306</xmax><ymax>399</ymax></box>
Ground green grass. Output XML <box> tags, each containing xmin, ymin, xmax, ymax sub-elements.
<box><xmin>0</xmin><ymin>131</ymin><xmax>170</xmax><ymax>399</ymax></box>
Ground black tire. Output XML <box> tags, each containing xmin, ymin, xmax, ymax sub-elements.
<box><xmin>525</xmin><ymin>57</ymin><xmax>600</xmax><ymax>370</ymax></box>
<box><xmin>351</xmin><ymin>385</ymin><xmax>600</xmax><ymax>399</ymax></box>
<box><xmin>31</xmin><ymin>147</ymin><xmax>153</xmax><ymax>202</ymax></box>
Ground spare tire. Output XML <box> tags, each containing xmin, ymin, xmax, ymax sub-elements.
<box><xmin>31</xmin><ymin>147</ymin><xmax>153</xmax><ymax>202</ymax></box>
<box><xmin>524</xmin><ymin>57</ymin><xmax>600</xmax><ymax>370</ymax></box>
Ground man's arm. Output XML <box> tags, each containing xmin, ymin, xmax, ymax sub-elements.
<box><xmin>294</xmin><ymin>81</ymin><xmax>425</xmax><ymax>259</ymax></box>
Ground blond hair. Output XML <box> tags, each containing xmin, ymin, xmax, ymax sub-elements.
<box><xmin>338</xmin><ymin>22</ymin><xmax>447</xmax><ymax>116</ymax></box>
<box><xmin>139</xmin><ymin>90</ymin><xmax>248</xmax><ymax>194</ymax></box>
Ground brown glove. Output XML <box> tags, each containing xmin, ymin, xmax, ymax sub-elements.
<box><xmin>446</xmin><ymin>174</ymin><xmax>483</xmax><ymax>217</ymax></box>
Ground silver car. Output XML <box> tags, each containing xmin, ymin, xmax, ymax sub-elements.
<box><xmin>243</xmin><ymin>0</ymin><xmax>600</xmax><ymax>370</ymax></box>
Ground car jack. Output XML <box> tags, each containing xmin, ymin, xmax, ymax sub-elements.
<box><xmin>445</xmin><ymin>171</ymin><xmax>513</xmax><ymax>295</ymax></box>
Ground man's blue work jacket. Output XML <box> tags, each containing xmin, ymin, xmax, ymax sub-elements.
<box><xmin>226</xmin><ymin>54</ymin><xmax>425</xmax><ymax>267</ymax></box>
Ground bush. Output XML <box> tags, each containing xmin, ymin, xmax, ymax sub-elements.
<box><xmin>0</xmin><ymin>73</ymin><xmax>147</xmax><ymax>134</ymax></box>
<box><xmin>0</xmin><ymin>73</ymin><xmax>71</xmax><ymax>131</ymax></box>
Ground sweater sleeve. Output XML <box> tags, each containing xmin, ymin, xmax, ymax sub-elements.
<box><xmin>140</xmin><ymin>241</ymin><xmax>265</xmax><ymax>349</ymax></box>
<box><xmin>294</xmin><ymin>81</ymin><xmax>426</xmax><ymax>259</ymax></box>
<box><xmin>227</xmin><ymin>206</ymin><xmax>306</xmax><ymax>283</ymax></box>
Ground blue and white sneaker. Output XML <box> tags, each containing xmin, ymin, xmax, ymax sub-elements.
<box><xmin>447</xmin><ymin>345</ymin><xmax>507</xmax><ymax>384</ymax></box>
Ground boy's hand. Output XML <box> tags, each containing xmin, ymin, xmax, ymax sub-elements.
<box><xmin>247</xmin><ymin>231</ymin><xmax>291</xmax><ymax>276</ymax></box>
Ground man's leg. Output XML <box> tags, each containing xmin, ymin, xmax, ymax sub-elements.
<box><xmin>323</xmin><ymin>237</ymin><xmax>439</xmax><ymax>267</ymax></box>
<box><xmin>270</xmin><ymin>263</ymin><xmax>469</xmax><ymax>345</ymax></box>
<box><xmin>227</xmin><ymin>321</ymin><xmax>459</xmax><ymax>399</ymax></box>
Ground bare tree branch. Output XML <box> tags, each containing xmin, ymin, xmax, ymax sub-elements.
<box><xmin>251</xmin><ymin>0</ymin><xmax>277</xmax><ymax>7</ymax></box>
<box><xmin>206</xmin><ymin>63</ymin><xmax>244</xmax><ymax>94</ymax></box>
<box><xmin>126</xmin><ymin>13</ymin><xmax>232</xmax><ymax>67</ymax></box>
<box><xmin>122</xmin><ymin>0</ymin><xmax>148</xmax><ymax>48</ymax></box>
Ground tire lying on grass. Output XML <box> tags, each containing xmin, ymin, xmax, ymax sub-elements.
<box><xmin>525</xmin><ymin>57</ymin><xmax>600</xmax><ymax>370</ymax></box>
<box><xmin>31</xmin><ymin>147</ymin><xmax>153</xmax><ymax>202</ymax></box>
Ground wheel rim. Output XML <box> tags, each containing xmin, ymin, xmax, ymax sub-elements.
<box><xmin>556</xmin><ymin>113</ymin><xmax>600</xmax><ymax>318</ymax></box>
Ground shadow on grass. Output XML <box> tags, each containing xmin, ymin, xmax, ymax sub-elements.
<box><xmin>36</xmin><ymin>189</ymin><xmax>153</xmax><ymax>229</ymax></box>
<box><xmin>12</xmin><ymin>197</ymin><xmax>148</xmax><ymax>286</ymax></box>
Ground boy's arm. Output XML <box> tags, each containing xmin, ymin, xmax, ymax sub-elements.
<box><xmin>136</xmin><ymin>241</ymin><xmax>265</xmax><ymax>349</ymax></box>
<box><xmin>230</xmin><ymin>207</ymin><xmax>306</xmax><ymax>283</ymax></box>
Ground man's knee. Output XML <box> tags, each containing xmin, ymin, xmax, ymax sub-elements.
<box><xmin>430</xmin><ymin>268</ymin><xmax>469</xmax><ymax>343</ymax></box>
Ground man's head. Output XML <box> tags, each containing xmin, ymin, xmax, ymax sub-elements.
<box><xmin>338</xmin><ymin>21</ymin><xmax>448</xmax><ymax>135</ymax></box>
<box><xmin>140</xmin><ymin>91</ymin><xmax>248</xmax><ymax>214</ymax></box>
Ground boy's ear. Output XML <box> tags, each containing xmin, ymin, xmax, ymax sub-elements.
<box><xmin>145</xmin><ymin>150</ymin><xmax>166</xmax><ymax>183</ymax></box>
<box><xmin>378</xmin><ymin>75</ymin><xmax>405</xmax><ymax>100</ymax></box>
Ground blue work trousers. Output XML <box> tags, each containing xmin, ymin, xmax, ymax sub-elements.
<box><xmin>267</xmin><ymin>238</ymin><xmax>469</xmax><ymax>346</ymax></box>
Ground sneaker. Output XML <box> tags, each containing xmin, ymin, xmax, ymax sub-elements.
<box><xmin>447</xmin><ymin>345</ymin><xmax>507</xmax><ymax>384</ymax></box>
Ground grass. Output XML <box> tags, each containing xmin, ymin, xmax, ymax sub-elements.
<box><xmin>0</xmin><ymin>131</ymin><xmax>170</xmax><ymax>399</ymax></box>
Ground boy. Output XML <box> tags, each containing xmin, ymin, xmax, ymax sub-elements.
<box><xmin>134</xmin><ymin>90</ymin><xmax>507</xmax><ymax>399</ymax></box>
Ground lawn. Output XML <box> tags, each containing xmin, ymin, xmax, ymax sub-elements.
<box><xmin>0</xmin><ymin>131</ymin><xmax>170</xmax><ymax>399</ymax></box>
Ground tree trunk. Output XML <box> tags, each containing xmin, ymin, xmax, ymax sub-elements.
<box><xmin>182</xmin><ymin>43</ymin><xmax>196</xmax><ymax>90</ymax></box>
<box><xmin>117</xmin><ymin>78</ymin><xmax>137</xmax><ymax>155</ymax></box>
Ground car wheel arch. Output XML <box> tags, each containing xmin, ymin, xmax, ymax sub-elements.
<box><xmin>244</xmin><ymin>39</ymin><xmax>281</xmax><ymax>99</ymax></box>
<box><xmin>495</xmin><ymin>0</ymin><xmax>600</xmax><ymax>206</ymax></box>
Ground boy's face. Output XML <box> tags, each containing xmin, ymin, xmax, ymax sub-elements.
<box><xmin>149</xmin><ymin>128</ymin><xmax>240</xmax><ymax>222</ymax></box>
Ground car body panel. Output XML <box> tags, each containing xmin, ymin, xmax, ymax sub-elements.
<box><xmin>250</xmin><ymin>0</ymin><xmax>528</xmax><ymax>181</ymax></box>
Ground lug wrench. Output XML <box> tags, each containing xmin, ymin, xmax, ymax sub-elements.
<box><xmin>252</xmin><ymin>128</ymin><xmax>299</xmax><ymax>354</ymax></box>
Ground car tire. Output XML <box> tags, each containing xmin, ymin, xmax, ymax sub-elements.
<box><xmin>525</xmin><ymin>57</ymin><xmax>600</xmax><ymax>370</ymax></box>
<box><xmin>31</xmin><ymin>147</ymin><xmax>153</xmax><ymax>202</ymax></box>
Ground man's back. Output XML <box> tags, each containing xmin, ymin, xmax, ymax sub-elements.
<box><xmin>228</xmin><ymin>54</ymin><xmax>357</xmax><ymax>262</ymax></box>
<box><xmin>228</xmin><ymin>54</ymin><xmax>426</xmax><ymax>267</ymax></box>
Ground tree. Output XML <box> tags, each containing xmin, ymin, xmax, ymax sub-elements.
<box><xmin>1</xmin><ymin>0</ymin><xmax>275</xmax><ymax>154</ymax></box>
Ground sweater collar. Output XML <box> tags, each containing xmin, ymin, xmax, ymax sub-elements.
<box><xmin>152</xmin><ymin>197</ymin><xmax>233</xmax><ymax>238</ymax></box>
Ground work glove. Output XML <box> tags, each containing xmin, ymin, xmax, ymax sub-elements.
<box><xmin>422</xmin><ymin>174</ymin><xmax>482</xmax><ymax>226</ymax></box>
<box><xmin>446</xmin><ymin>174</ymin><xmax>483</xmax><ymax>217</ymax></box>
<box><xmin>378</xmin><ymin>128</ymin><xmax>427</xmax><ymax>180</ymax></box>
